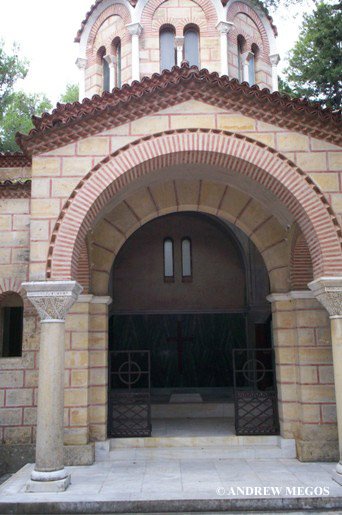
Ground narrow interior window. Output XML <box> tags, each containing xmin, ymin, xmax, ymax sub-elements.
<box><xmin>248</xmin><ymin>53</ymin><xmax>255</xmax><ymax>85</ymax></box>
<box><xmin>164</xmin><ymin>238</ymin><xmax>174</xmax><ymax>279</ymax></box>
<box><xmin>184</xmin><ymin>27</ymin><xmax>199</xmax><ymax>67</ymax></box>
<box><xmin>237</xmin><ymin>36</ymin><xmax>245</xmax><ymax>82</ymax></box>
<box><xmin>160</xmin><ymin>27</ymin><xmax>176</xmax><ymax>71</ymax></box>
<box><xmin>114</xmin><ymin>39</ymin><xmax>122</xmax><ymax>88</ymax></box>
<box><xmin>103</xmin><ymin>58</ymin><xmax>110</xmax><ymax>92</ymax></box>
<box><xmin>182</xmin><ymin>238</ymin><xmax>192</xmax><ymax>279</ymax></box>
<box><xmin>0</xmin><ymin>293</ymin><xmax>23</xmax><ymax>358</ymax></box>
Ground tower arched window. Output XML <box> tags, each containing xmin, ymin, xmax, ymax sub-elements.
<box><xmin>184</xmin><ymin>26</ymin><xmax>199</xmax><ymax>67</ymax></box>
<box><xmin>181</xmin><ymin>238</ymin><xmax>192</xmax><ymax>280</ymax></box>
<box><xmin>160</xmin><ymin>26</ymin><xmax>176</xmax><ymax>71</ymax></box>
<box><xmin>164</xmin><ymin>238</ymin><xmax>174</xmax><ymax>281</ymax></box>
<box><xmin>113</xmin><ymin>38</ymin><xmax>122</xmax><ymax>88</ymax></box>
<box><xmin>249</xmin><ymin>44</ymin><xmax>259</xmax><ymax>86</ymax></box>
<box><xmin>0</xmin><ymin>293</ymin><xmax>23</xmax><ymax>358</ymax></box>
<box><xmin>98</xmin><ymin>46</ymin><xmax>110</xmax><ymax>92</ymax></box>
<box><xmin>237</xmin><ymin>35</ymin><xmax>246</xmax><ymax>82</ymax></box>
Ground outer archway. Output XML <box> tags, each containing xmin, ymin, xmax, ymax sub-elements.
<box><xmin>47</xmin><ymin>129</ymin><xmax>342</xmax><ymax>284</ymax></box>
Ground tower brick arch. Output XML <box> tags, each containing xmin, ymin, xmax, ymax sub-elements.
<box><xmin>46</xmin><ymin>129</ymin><xmax>342</xmax><ymax>284</ymax></box>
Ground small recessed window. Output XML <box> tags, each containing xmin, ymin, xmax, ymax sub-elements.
<box><xmin>164</xmin><ymin>238</ymin><xmax>174</xmax><ymax>281</ymax></box>
<box><xmin>0</xmin><ymin>293</ymin><xmax>23</xmax><ymax>358</ymax></box>
<box><xmin>184</xmin><ymin>26</ymin><xmax>199</xmax><ymax>67</ymax></box>
<box><xmin>182</xmin><ymin>237</ymin><xmax>192</xmax><ymax>281</ymax></box>
<box><xmin>114</xmin><ymin>38</ymin><xmax>122</xmax><ymax>88</ymax></box>
<box><xmin>160</xmin><ymin>26</ymin><xmax>176</xmax><ymax>71</ymax></box>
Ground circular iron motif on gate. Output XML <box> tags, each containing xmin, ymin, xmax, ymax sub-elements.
<box><xmin>242</xmin><ymin>359</ymin><xmax>266</xmax><ymax>383</ymax></box>
<box><xmin>118</xmin><ymin>360</ymin><xmax>142</xmax><ymax>385</ymax></box>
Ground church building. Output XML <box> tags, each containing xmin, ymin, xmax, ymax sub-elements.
<box><xmin>0</xmin><ymin>0</ymin><xmax>342</xmax><ymax>493</ymax></box>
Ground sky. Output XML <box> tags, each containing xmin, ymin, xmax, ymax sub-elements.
<box><xmin>0</xmin><ymin>0</ymin><xmax>314</xmax><ymax>105</ymax></box>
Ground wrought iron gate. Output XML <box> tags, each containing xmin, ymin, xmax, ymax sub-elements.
<box><xmin>233</xmin><ymin>348</ymin><xmax>279</xmax><ymax>436</ymax></box>
<box><xmin>108</xmin><ymin>350</ymin><xmax>151</xmax><ymax>437</ymax></box>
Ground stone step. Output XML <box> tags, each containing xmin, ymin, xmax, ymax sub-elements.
<box><xmin>151</xmin><ymin>402</ymin><xmax>234</xmax><ymax>418</ymax></box>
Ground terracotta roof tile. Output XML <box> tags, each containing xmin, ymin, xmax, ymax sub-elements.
<box><xmin>0</xmin><ymin>152</ymin><xmax>32</xmax><ymax>168</ymax></box>
<box><xmin>75</xmin><ymin>0</ymin><xmax>277</xmax><ymax>42</ymax></box>
<box><xmin>16</xmin><ymin>64</ymin><xmax>341</xmax><ymax>156</ymax></box>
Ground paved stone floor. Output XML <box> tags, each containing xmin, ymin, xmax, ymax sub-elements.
<box><xmin>0</xmin><ymin>450</ymin><xmax>342</xmax><ymax>513</ymax></box>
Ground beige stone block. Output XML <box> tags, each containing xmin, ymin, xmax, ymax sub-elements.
<box><xmin>44</xmin><ymin>142</ymin><xmax>76</xmax><ymax>156</ymax></box>
<box><xmin>64</xmin><ymin>428</ymin><xmax>88</xmax><ymax>445</ymax></box>
<box><xmin>64</xmin><ymin>389</ymin><xmax>88</xmax><ymax>406</ymax></box>
<box><xmin>0</xmin><ymin>370</ymin><xmax>23</xmax><ymax>388</ymax></box>
<box><xmin>298</xmin><ymin>347</ymin><xmax>332</xmax><ymax>365</ymax></box>
<box><xmin>277</xmin><ymin>133</ymin><xmax>309</xmax><ymax>151</ymax></box>
<box><xmin>0</xmin><ymin>391</ymin><xmax>4</xmax><ymax>407</ymax></box>
<box><xmin>90</xmin><ymin>352</ymin><xmax>107</xmax><ymax>367</ymax></box>
<box><xmin>89</xmin><ymin>332</ymin><xmax>107</xmax><ymax>350</ymax></box>
<box><xmin>218</xmin><ymin>187</ymin><xmax>250</xmax><ymax>220</ymax></box>
<box><xmin>311</xmin><ymin>138</ymin><xmax>340</xmax><ymax>151</ymax></box>
<box><xmin>89</xmin><ymin>423</ymin><xmax>106</xmax><ymax>441</ymax></box>
<box><xmin>65</xmin><ymin>351</ymin><xmax>89</xmax><ymax>368</ymax></box>
<box><xmin>31</xmin><ymin>178</ymin><xmax>50</xmax><ymax>198</ymax></box>
<box><xmin>103</xmin><ymin>122</ymin><xmax>130</xmax><ymax>136</ymax></box>
<box><xmin>149</xmin><ymin>181</ymin><xmax>177</xmax><ymax>211</ymax></box>
<box><xmin>62</xmin><ymin>157</ymin><xmax>92</xmax><ymax>176</ymax></box>
<box><xmin>23</xmin><ymin>407</ymin><xmax>37</xmax><ymax>425</ymax></box>
<box><xmin>91</xmin><ymin>245</ymin><xmax>114</xmax><ymax>272</ymax></box>
<box><xmin>4</xmin><ymin>426</ymin><xmax>31</xmax><ymax>444</ymax></box>
<box><xmin>316</xmin><ymin>326</ymin><xmax>331</xmax><ymax>346</ymax></box>
<box><xmin>279</xmin><ymin>401</ymin><xmax>298</xmax><ymax>422</ymax></box>
<box><xmin>301</xmin><ymin>385</ymin><xmax>335</xmax><ymax>403</ymax></box>
<box><xmin>106</xmin><ymin>202</ymin><xmax>138</xmax><ymax>236</ymax></box>
<box><xmin>33</xmin><ymin>157</ymin><xmax>60</xmax><ymax>176</ymax></box>
<box><xmin>296</xmin><ymin>152</ymin><xmax>326</xmax><ymax>171</ymax></box>
<box><xmin>318</xmin><ymin>365</ymin><xmax>334</xmax><ymax>384</ymax></box>
<box><xmin>125</xmin><ymin>189</ymin><xmax>156</xmax><ymax>220</ymax></box>
<box><xmin>0</xmin><ymin>199</ymin><xmax>29</xmax><ymax>214</ymax></box>
<box><xmin>78</xmin><ymin>137</ymin><xmax>110</xmax><ymax>156</ymax></box>
<box><xmin>91</xmin><ymin>271</ymin><xmax>109</xmax><ymax>296</ymax></box>
<box><xmin>0</xmin><ymin>248</ymin><xmax>11</xmax><ymax>264</ymax></box>
<box><xmin>246</xmin><ymin>132</ymin><xmax>275</xmax><ymax>147</ymax></box>
<box><xmin>71</xmin><ymin>332</ymin><xmax>89</xmax><ymax>350</ymax></box>
<box><xmin>276</xmin><ymin>364</ymin><xmax>296</xmax><ymax>383</ymax></box>
<box><xmin>296</xmin><ymin>328</ymin><xmax>316</xmax><ymax>346</ymax></box>
<box><xmin>321</xmin><ymin>404</ymin><xmax>337</xmax><ymax>423</ymax></box>
<box><xmin>0</xmin><ymin>407</ymin><xmax>22</xmax><ymax>425</ymax></box>
<box><xmin>29</xmin><ymin>220</ymin><xmax>49</xmax><ymax>242</ymax></box>
<box><xmin>273</xmin><ymin>312</ymin><xmax>296</xmax><ymax>329</ymax></box>
<box><xmin>275</xmin><ymin>346</ymin><xmax>296</xmax><ymax>364</ymax></box>
<box><xmin>92</xmin><ymin>219</ymin><xmax>124</xmax><ymax>252</ymax></box>
<box><xmin>89</xmin><ymin>368</ymin><xmax>107</xmax><ymax>386</ymax></box>
<box><xmin>199</xmin><ymin>181</ymin><xmax>225</xmax><ymax>210</ymax></box>
<box><xmin>311</xmin><ymin>172</ymin><xmax>339</xmax><ymax>191</ymax></box>
<box><xmin>89</xmin><ymin>386</ymin><xmax>107</xmax><ymax>404</ymax></box>
<box><xmin>70</xmin><ymin>408</ymin><xmax>88</xmax><ymax>426</ymax></box>
<box><xmin>51</xmin><ymin>177</ymin><xmax>80</xmax><ymax>198</ymax></box>
<box><xmin>0</xmin><ymin>230</ymin><xmax>27</xmax><ymax>248</ymax></box>
<box><xmin>170</xmin><ymin>114</ymin><xmax>215</xmax><ymax>130</ymax></box>
<box><xmin>272</xmin><ymin>328</ymin><xmax>297</xmax><ymax>347</ymax></box>
<box><xmin>330</xmin><ymin>193</ymin><xmax>342</xmax><ymax>214</ymax></box>
<box><xmin>6</xmin><ymin>388</ymin><xmax>33</xmax><ymax>407</ymax></box>
<box><xmin>89</xmin><ymin>405</ymin><xmax>106</xmax><ymax>424</ymax></box>
<box><xmin>30</xmin><ymin>241</ymin><xmax>49</xmax><ymax>262</ymax></box>
<box><xmin>65</xmin><ymin>314</ymin><xmax>89</xmax><ymax>332</ymax></box>
<box><xmin>218</xmin><ymin>114</ymin><xmax>256</xmax><ymax>131</ymax></box>
<box><xmin>29</xmin><ymin>262</ymin><xmax>46</xmax><ymax>281</ymax></box>
<box><xmin>0</xmin><ymin>215</ymin><xmax>11</xmax><ymax>231</ymax></box>
<box><xmin>25</xmin><ymin>370</ymin><xmax>38</xmax><ymax>388</ymax></box>
<box><xmin>71</xmin><ymin>370</ymin><xmax>89</xmax><ymax>388</ymax></box>
<box><xmin>131</xmin><ymin>115</ymin><xmax>169</xmax><ymax>135</ymax></box>
<box><xmin>328</xmin><ymin>152</ymin><xmax>342</xmax><ymax>171</ymax></box>
<box><xmin>13</xmin><ymin>215</ymin><xmax>29</xmax><ymax>231</ymax></box>
<box><xmin>277</xmin><ymin>383</ymin><xmax>298</xmax><ymax>402</ymax></box>
<box><xmin>296</xmin><ymin>310</ymin><xmax>328</xmax><ymax>328</ymax></box>
<box><xmin>110</xmin><ymin>136</ymin><xmax>136</xmax><ymax>152</ymax></box>
<box><xmin>176</xmin><ymin>180</ymin><xmax>200</xmax><ymax>208</ymax></box>
<box><xmin>298</xmin><ymin>366</ymin><xmax>318</xmax><ymax>384</ymax></box>
<box><xmin>301</xmin><ymin>404</ymin><xmax>320</xmax><ymax>423</ymax></box>
<box><xmin>89</xmin><ymin>316</ymin><xmax>107</xmax><ymax>332</ymax></box>
<box><xmin>31</xmin><ymin>198</ymin><xmax>60</xmax><ymax>218</ymax></box>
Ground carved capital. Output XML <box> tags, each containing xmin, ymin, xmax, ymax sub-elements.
<box><xmin>269</xmin><ymin>53</ymin><xmax>280</xmax><ymax>66</ymax></box>
<box><xmin>175</xmin><ymin>36</ymin><xmax>185</xmax><ymax>48</ymax></box>
<box><xmin>103</xmin><ymin>54</ymin><xmax>116</xmax><ymax>66</ymax></box>
<box><xmin>216</xmin><ymin>21</ymin><xmax>234</xmax><ymax>34</ymax></box>
<box><xmin>22</xmin><ymin>281</ymin><xmax>83</xmax><ymax>322</ymax></box>
<box><xmin>75</xmin><ymin>57</ymin><xmax>87</xmax><ymax>70</ymax></box>
<box><xmin>309</xmin><ymin>277</ymin><xmax>342</xmax><ymax>318</ymax></box>
<box><xmin>241</xmin><ymin>51</ymin><xmax>254</xmax><ymax>64</ymax></box>
<box><xmin>126</xmin><ymin>22</ymin><xmax>143</xmax><ymax>37</ymax></box>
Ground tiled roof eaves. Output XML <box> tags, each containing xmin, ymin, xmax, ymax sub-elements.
<box><xmin>74</xmin><ymin>0</ymin><xmax>277</xmax><ymax>42</ymax></box>
<box><xmin>0</xmin><ymin>152</ymin><xmax>32</xmax><ymax>168</ymax></box>
<box><xmin>16</xmin><ymin>65</ymin><xmax>341</xmax><ymax>156</ymax></box>
<box><xmin>0</xmin><ymin>178</ymin><xmax>31</xmax><ymax>188</ymax></box>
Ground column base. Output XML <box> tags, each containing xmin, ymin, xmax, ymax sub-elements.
<box><xmin>25</xmin><ymin>468</ymin><xmax>71</xmax><ymax>492</ymax></box>
<box><xmin>332</xmin><ymin>462</ymin><xmax>342</xmax><ymax>486</ymax></box>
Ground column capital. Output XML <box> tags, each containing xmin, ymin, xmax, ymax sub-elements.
<box><xmin>308</xmin><ymin>277</ymin><xmax>342</xmax><ymax>318</ymax></box>
<box><xmin>103</xmin><ymin>54</ymin><xmax>116</xmax><ymax>65</ymax></box>
<box><xmin>241</xmin><ymin>50</ymin><xmax>254</xmax><ymax>64</ymax></box>
<box><xmin>22</xmin><ymin>281</ymin><xmax>83</xmax><ymax>322</ymax></box>
<box><xmin>75</xmin><ymin>57</ymin><xmax>87</xmax><ymax>70</ymax></box>
<box><xmin>175</xmin><ymin>36</ymin><xmax>185</xmax><ymax>47</ymax></box>
<box><xmin>269</xmin><ymin>53</ymin><xmax>280</xmax><ymax>66</ymax></box>
<box><xmin>216</xmin><ymin>21</ymin><xmax>234</xmax><ymax>34</ymax></box>
<box><xmin>126</xmin><ymin>22</ymin><xmax>143</xmax><ymax>36</ymax></box>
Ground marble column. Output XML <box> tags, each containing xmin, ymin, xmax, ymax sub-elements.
<box><xmin>269</xmin><ymin>53</ymin><xmax>280</xmax><ymax>92</ymax></box>
<box><xmin>75</xmin><ymin>57</ymin><xmax>87</xmax><ymax>101</ymax></box>
<box><xmin>22</xmin><ymin>281</ymin><xmax>82</xmax><ymax>492</ymax></box>
<box><xmin>175</xmin><ymin>36</ymin><xmax>185</xmax><ymax>66</ymax></box>
<box><xmin>127</xmin><ymin>22</ymin><xmax>143</xmax><ymax>82</ymax></box>
<box><xmin>104</xmin><ymin>54</ymin><xmax>116</xmax><ymax>90</ymax></box>
<box><xmin>309</xmin><ymin>277</ymin><xmax>342</xmax><ymax>485</ymax></box>
<box><xmin>216</xmin><ymin>21</ymin><xmax>234</xmax><ymax>76</ymax></box>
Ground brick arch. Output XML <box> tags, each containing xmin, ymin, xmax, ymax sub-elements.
<box><xmin>47</xmin><ymin>129</ymin><xmax>342</xmax><ymax>282</ymax></box>
<box><xmin>290</xmin><ymin>228</ymin><xmax>314</xmax><ymax>290</ymax></box>
<box><xmin>0</xmin><ymin>278</ymin><xmax>23</xmax><ymax>295</ymax></box>
<box><xmin>227</xmin><ymin>1</ymin><xmax>270</xmax><ymax>59</ymax></box>
<box><xmin>87</xmin><ymin>180</ymin><xmax>288</xmax><ymax>294</ymax></box>
<box><xmin>86</xmin><ymin>4</ymin><xmax>131</xmax><ymax>61</ymax></box>
<box><xmin>141</xmin><ymin>0</ymin><xmax>218</xmax><ymax>35</ymax></box>
<box><xmin>75</xmin><ymin>239</ymin><xmax>90</xmax><ymax>294</ymax></box>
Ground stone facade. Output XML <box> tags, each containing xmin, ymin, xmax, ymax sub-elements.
<box><xmin>0</xmin><ymin>0</ymin><xmax>342</xmax><ymax>488</ymax></box>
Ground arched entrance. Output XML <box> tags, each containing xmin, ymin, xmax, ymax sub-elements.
<box><xmin>107</xmin><ymin>211</ymin><xmax>276</xmax><ymax>437</ymax></box>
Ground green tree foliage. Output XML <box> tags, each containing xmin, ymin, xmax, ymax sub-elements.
<box><xmin>0</xmin><ymin>91</ymin><xmax>52</xmax><ymax>152</ymax></box>
<box><xmin>60</xmin><ymin>83</ymin><xmax>79</xmax><ymax>104</ymax></box>
<box><xmin>0</xmin><ymin>40</ymin><xmax>28</xmax><ymax>115</ymax></box>
<box><xmin>284</xmin><ymin>2</ymin><xmax>342</xmax><ymax>109</ymax></box>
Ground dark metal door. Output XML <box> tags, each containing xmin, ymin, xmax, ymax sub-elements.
<box><xmin>108</xmin><ymin>350</ymin><xmax>151</xmax><ymax>437</ymax></box>
<box><xmin>233</xmin><ymin>348</ymin><xmax>280</xmax><ymax>435</ymax></box>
